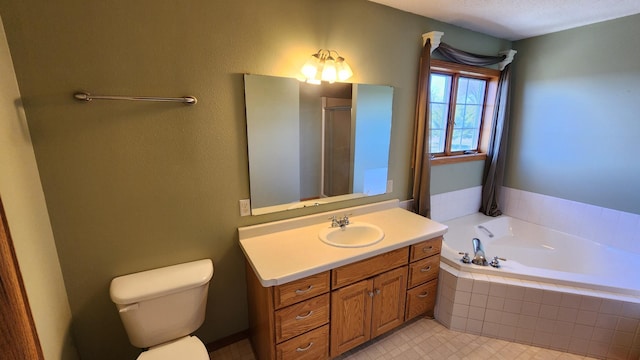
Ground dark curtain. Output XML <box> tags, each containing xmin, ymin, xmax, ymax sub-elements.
<box><xmin>435</xmin><ymin>42</ymin><xmax>505</xmax><ymax>67</ymax></box>
<box><xmin>411</xmin><ymin>39</ymin><xmax>432</xmax><ymax>217</ymax></box>
<box><xmin>480</xmin><ymin>65</ymin><xmax>512</xmax><ymax>216</ymax></box>
<box><xmin>433</xmin><ymin>43</ymin><xmax>513</xmax><ymax>216</ymax></box>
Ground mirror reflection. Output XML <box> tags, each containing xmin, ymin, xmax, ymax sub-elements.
<box><xmin>244</xmin><ymin>74</ymin><xmax>393</xmax><ymax>215</ymax></box>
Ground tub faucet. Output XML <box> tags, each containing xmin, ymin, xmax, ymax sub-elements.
<box><xmin>472</xmin><ymin>238</ymin><xmax>488</xmax><ymax>266</ymax></box>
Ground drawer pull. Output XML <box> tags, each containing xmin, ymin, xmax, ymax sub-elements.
<box><xmin>296</xmin><ymin>342</ymin><xmax>314</xmax><ymax>352</ymax></box>
<box><xmin>420</xmin><ymin>266</ymin><xmax>432</xmax><ymax>273</ymax></box>
<box><xmin>417</xmin><ymin>291</ymin><xmax>430</xmax><ymax>298</ymax></box>
<box><xmin>423</xmin><ymin>246</ymin><xmax>434</xmax><ymax>252</ymax></box>
<box><xmin>295</xmin><ymin>311</ymin><xmax>314</xmax><ymax>320</ymax></box>
<box><xmin>295</xmin><ymin>285</ymin><xmax>313</xmax><ymax>295</ymax></box>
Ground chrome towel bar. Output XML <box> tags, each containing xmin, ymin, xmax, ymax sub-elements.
<box><xmin>73</xmin><ymin>92</ymin><xmax>197</xmax><ymax>105</ymax></box>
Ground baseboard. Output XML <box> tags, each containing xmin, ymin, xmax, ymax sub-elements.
<box><xmin>205</xmin><ymin>329</ymin><xmax>249</xmax><ymax>353</ymax></box>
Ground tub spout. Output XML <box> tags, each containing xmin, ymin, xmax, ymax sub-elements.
<box><xmin>472</xmin><ymin>238</ymin><xmax>488</xmax><ymax>266</ymax></box>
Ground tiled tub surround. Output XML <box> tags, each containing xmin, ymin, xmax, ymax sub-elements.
<box><xmin>429</xmin><ymin>187</ymin><xmax>640</xmax><ymax>358</ymax></box>
<box><xmin>435</xmin><ymin>264</ymin><xmax>640</xmax><ymax>359</ymax></box>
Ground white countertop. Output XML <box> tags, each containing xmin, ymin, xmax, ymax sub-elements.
<box><xmin>239</xmin><ymin>200</ymin><xmax>448</xmax><ymax>287</ymax></box>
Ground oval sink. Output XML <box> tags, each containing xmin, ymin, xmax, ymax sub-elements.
<box><xmin>319</xmin><ymin>222</ymin><xmax>384</xmax><ymax>248</ymax></box>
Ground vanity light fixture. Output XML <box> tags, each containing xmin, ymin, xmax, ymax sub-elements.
<box><xmin>300</xmin><ymin>49</ymin><xmax>353</xmax><ymax>84</ymax></box>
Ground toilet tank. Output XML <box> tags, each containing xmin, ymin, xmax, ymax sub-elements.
<box><xmin>110</xmin><ymin>259</ymin><xmax>214</xmax><ymax>348</ymax></box>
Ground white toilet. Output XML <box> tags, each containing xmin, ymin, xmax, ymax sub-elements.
<box><xmin>109</xmin><ymin>259</ymin><xmax>214</xmax><ymax>360</ymax></box>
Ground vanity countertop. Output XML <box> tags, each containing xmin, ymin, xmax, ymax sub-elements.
<box><xmin>239</xmin><ymin>200</ymin><xmax>448</xmax><ymax>287</ymax></box>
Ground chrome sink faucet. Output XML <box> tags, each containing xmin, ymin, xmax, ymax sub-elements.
<box><xmin>329</xmin><ymin>215</ymin><xmax>350</xmax><ymax>229</ymax></box>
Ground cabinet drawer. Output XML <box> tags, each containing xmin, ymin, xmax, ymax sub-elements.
<box><xmin>409</xmin><ymin>237</ymin><xmax>442</xmax><ymax>262</ymax></box>
<box><xmin>274</xmin><ymin>271</ymin><xmax>330</xmax><ymax>309</ymax></box>
<box><xmin>405</xmin><ymin>279</ymin><xmax>438</xmax><ymax>321</ymax></box>
<box><xmin>332</xmin><ymin>247</ymin><xmax>409</xmax><ymax>289</ymax></box>
<box><xmin>407</xmin><ymin>256</ymin><xmax>440</xmax><ymax>288</ymax></box>
<box><xmin>276</xmin><ymin>324</ymin><xmax>329</xmax><ymax>360</ymax></box>
<box><xmin>275</xmin><ymin>293</ymin><xmax>329</xmax><ymax>343</ymax></box>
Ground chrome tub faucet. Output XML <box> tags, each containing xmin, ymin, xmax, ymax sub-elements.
<box><xmin>472</xmin><ymin>238</ymin><xmax>488</xmax><ymax>266</ymax></box>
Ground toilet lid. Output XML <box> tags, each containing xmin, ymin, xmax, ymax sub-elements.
<box><xmin>137</xmin><ymin>336</ymin><xmax>208</xmax><ymax>360</ymax></box>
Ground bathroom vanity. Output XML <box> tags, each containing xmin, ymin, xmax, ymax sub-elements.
<box><xmin>239</xmin><ymin>200</ymin><xmax>447</xmax><ymax>359</ymax></box>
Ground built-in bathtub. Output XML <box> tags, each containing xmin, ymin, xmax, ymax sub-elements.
<box><xmin>435</xmin><ymin>213</ymin><xmax>640</xmax><ymax>359</ymax></box>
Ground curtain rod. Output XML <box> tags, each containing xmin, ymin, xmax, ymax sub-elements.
<box><xmin>73</xmin><ymin>92</ymin><xmax>197</xmax><ymax>105</ymax></box>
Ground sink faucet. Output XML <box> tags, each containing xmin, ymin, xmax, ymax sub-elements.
<box><xmin>329</xmin><ymin>215</ymin><xmax>350</xmax><ymax>229</ymax></box>
<box><xmin>472</xmin><ymin>238</ymin><xmax>488</xmax><ymax>266</ymax></box>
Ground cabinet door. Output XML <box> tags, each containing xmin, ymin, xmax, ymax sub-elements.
<box><xmin>371</xmin><ymin>266</ymin><xmax>407</xmax><ymax>338</ymax></box>
<box><xmin>405</xmin><ymin>279</ymin><xmax>438</xmax><ymax>321</ymax></box>
<box><xmin>274</xmin><ymin>293</ymin><xmax>330</xmax><ymax>343</ymax></box>
<box><xmin>330</xmin><ymin>279</ymin><xmax>373</xmax><ymax>357</ymax></box>
<box><xmin>275</xmin><ymin>324</ymin><xmax>329</xmax><ymax>360</ymax></box>
<box><xmin>407</xmin><ymin>255</ymin><xmax>440</xmax><ymax>288</ymax></box>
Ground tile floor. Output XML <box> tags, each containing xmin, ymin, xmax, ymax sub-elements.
<box><xmin>209</xmin><ymin>318</ymin><xmax>599</xmax><ymax>360</ymax></box>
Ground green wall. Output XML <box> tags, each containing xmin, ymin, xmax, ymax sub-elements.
<box><xmin>507</xmin><ymin>14</ymin><xmax>640</xmax><ymax>215</ymax></box>
<box><xmin>0</xmin><ymin>1</ymin><xmax>509</xmax><ymax>359</ymax></box>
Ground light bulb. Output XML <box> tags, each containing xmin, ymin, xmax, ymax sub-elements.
<box><xmin>300</xmin><ymin>53</ymin><xmax>320</xmax><ymax>80</ymax></box>
<box><xmin>321</xmin><ymin>56</ymin><xmax>337</xmax><ymax>83</ymax></box>
<box><xmin>336</xmin><ymin>57</ymin><xmax>353</xmax><ymax>81</ymax></box>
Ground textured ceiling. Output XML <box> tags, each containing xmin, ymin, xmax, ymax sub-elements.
<box><xmin>368</xmin><ymin>0</ymin><xmax>640</xmax><ymax>40</ymax></box>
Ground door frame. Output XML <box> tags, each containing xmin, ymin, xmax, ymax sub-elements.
<box><xmin>0</xmin><ymin>196</ymin><xmax>44</xmax><ymax>359</ymax></box>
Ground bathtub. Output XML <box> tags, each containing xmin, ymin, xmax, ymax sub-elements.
<box><xmin>435</xmin><ymin>213</ymin><xmax>640</xmax><ymax>358</ymax></box>
<box><xmin>441</xmin><ymin>213</ymin><xmax>640</xmax><ymax>296</ymax></box>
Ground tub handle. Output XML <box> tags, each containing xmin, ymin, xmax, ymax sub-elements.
<box><xmin>489</xmin><ymin>256</ymin><xmax>507</xmax><ymax>268</ymax></box>
<box><xmin>420</xmin><ymin>266</ymin><xmax>432</xmax><ymax>273</ymax></box>
<box><xmin>417</xmin><ymin>291</ymin><xmax>430</xmax><ymax>298</ymax></box>
<box><xmin>295</xmin><ymin>311</ymin><xmax>314</xmax><ymax>320</ymax></box>
<box><xmin>478</xmin><ymin>225</ymin><xmax>494</xmax><ymax>238</ymax></box>
<box><xmin>295</xmin><ymin>285</ymin><xmax>313</xmax><ymax>294</ymax></box>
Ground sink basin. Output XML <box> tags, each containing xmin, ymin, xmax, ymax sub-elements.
<box><xmin>319</xmin><ymin>222</ymin><xmax>384</xmax><ymax>248</ymax></box>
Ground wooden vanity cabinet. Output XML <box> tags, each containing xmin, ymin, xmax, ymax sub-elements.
<box><xmin>405</xmin><ymin>236</ymin><xmax>442</xmax><ymax>321</ymax></box>
<box><xmin>245</xmin><ymin>236</ymin><xmax>442</xmax><ymax>360</ymax></box>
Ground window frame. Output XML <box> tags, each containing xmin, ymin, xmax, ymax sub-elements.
<box><xmin>429</xmin><ymin>60</ymin><xmax>500</xmax><ymax>165</ymax></box>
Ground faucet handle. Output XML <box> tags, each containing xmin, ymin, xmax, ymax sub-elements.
<box><xmin>328</xmin><ymin>215</ymin><xmax>340</xmax><ymax>227</ymax></box>
<box><xmin>458</xmin><ymin>252</ymin><xmax>471</xmax><ymax>264</ymax></box>
<box><xmin>489</xmin><ymin>256</ymin><xmax>507</xmax><ymax>268</ymax></box>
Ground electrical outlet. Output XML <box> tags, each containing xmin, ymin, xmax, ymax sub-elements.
<box><xmin>386</xmin><ymin>180</ymin><xmax>393</xmax><ymax>193</ymax></box>
<box><xmin>239</xmin><ymin>199</ymin><xmax>251</xmax><ymax>216</ymax></box>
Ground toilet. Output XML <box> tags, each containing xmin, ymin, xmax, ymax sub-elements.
<box><xmin>109</xmin><ymin>259</ymin><xmax>214</xmax><ymax>360</ymax></box>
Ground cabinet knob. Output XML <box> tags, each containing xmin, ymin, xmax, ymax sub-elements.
<box><xmin>368</xmin><ymin>291</ymin><xmax>374</xmax><ymax>297</ymax></box>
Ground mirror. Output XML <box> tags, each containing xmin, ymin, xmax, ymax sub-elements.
<box><xmin>244</xmin><ymin>74</ymin><xmax>393</xmax><ymax>215</ymax></box>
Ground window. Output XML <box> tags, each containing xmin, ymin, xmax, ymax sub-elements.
<box><xmin>429</xmin><ymin>60</ymin><xmax>500</xmax><ymax>164</ymax></box>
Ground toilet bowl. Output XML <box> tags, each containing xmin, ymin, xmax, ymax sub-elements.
<box><xmin>137</xmin><ymin>336</ymin><xmax>208</xmax><ymax>360</ymax></box>
<box><xmin>110</xmin><ymin>259</ymin><xmax>214</xmax><ymax>360</ymax></box>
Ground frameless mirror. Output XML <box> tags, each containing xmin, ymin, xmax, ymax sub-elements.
<box><xmin>244</xmin><ymin>74</ymin><xmax>393</xmax><ymax>215</ymax></box>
